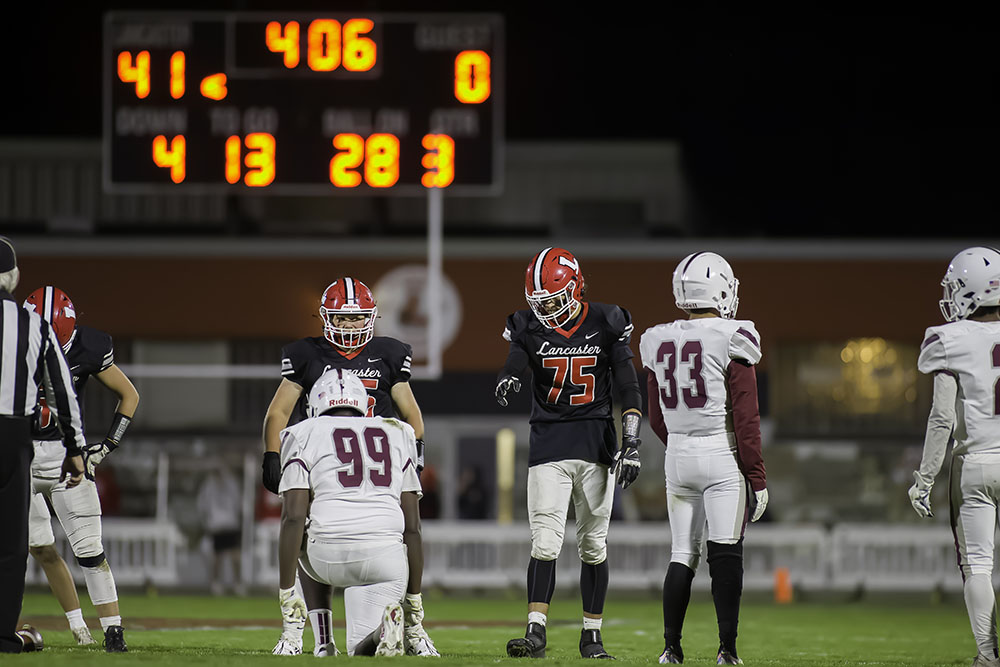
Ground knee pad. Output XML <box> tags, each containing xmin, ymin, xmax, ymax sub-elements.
<box><xmin>76</xmin><ymin>552</ymin><xmax>107</xmax><ymax>568</ymax></box>
<box><xmin>577</xmin><ymin>538</ymin><xmax>607</xmax><ymax>566</ymax></box>
<box><xmin>530</xmin><ymin>528</ymin><xmax>564</xmax><ymax>562</ymax></box>
<box><xmin>670</xmin><ymin>550</ymin><xmax>701</xmax><ymax>572</ymax></box>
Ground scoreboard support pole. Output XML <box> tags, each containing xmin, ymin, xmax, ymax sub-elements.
<box><xmin>426</xmin><ymin>186</ymin><xmax>444</xmax><ymax>380</ymax></box>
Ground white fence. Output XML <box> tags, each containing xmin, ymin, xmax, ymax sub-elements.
<box><xmin>252</xmin><ymin>521</ymin><xmax>976</xmax><ymax>593</ymax></box>
<box><xmin>26</xmin><ymin>518</ymin><xmax>981</xmax><ymax>593</ymax></box>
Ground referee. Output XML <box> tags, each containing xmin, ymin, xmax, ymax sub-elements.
<box><xmin>0</xmin><ymin>236</ymin><xmax>86</xmax><ymax>654</ymax></box>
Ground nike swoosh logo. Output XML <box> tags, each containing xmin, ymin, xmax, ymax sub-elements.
<box><xmin>585</xmin><ymin>332</ymin><xmax>599</xmax><ymax>340</ymax></box>
<box><xmin>368</xmin><ymin>358</ymin><xmax>382</xmax><ymax>363</ymax></box>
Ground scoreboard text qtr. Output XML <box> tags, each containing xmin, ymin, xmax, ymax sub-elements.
<box><xmin>104</xmin><ymin>13</ymin><xmax>504</xmax><ymax>194</ymax></box>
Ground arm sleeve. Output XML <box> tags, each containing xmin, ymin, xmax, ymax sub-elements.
<box><xmin>611</xmin><ymin>357</ymin><xmax>642</xmax><ymax>414</ymax></box>
<box><xmin>41</xmin><ymin>323</ymin><xmax>86</xmax><ymax>455</ymax></box>
<box><xmin>609</xmin><ymin>306</ymin><xmax>635</xmax><ymax>364</ymax></box>
<box><xmin>645</xmin><ymin>368</ymin><xmax>668</xmax><ymax>446</ymax></box>
<box><xmin>499</xmin><ymin>314</ymin><xmax>530</xmax><ymax>380</ymax></box>
<box><xmin>278</xmin><ymin>430</ymin><xmax>310</xmax><ymax>493</ymax></box>
<box><xmin>915</xmin><ymin>371</ymin><xmax>958</xmax><ymax>485</ymax></box>
<box><xmin>726</xmin><ymin>359</ymin><xmax>766</xmax><ymax>491</ymax></box>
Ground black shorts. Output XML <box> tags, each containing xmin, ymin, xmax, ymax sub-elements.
<box><xmin>528</xmin><ymin>418</ymin><xmax>617</xmax><ymax>468</ymax></box>
<box><xmin>212</xmin><ymin>530</ymin><xmax>241</xmax><ymax>552</ymax></box>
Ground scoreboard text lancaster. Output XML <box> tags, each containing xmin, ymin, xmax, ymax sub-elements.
<box><xmin>104</xmin><ymin>12</ymin><xmax>504</xmax><ymax>194</ymax></box>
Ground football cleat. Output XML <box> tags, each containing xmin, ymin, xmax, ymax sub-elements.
<box><xmin>272</xmin><ymin>631</ymin><xmax>303</xmax><ymax>656</ymax></box>
<box><xmin>375</xmin><ymin>603</ymin><xmax>405</xmax><ymax>657</ymax></box>
<box><xmin>314</xmin><ymin>641</ymin><xmax>340</xmax><ymax>657</ymax></box>
<box><xmin>15</xmin><ymin>624</ymin><xmax>44</xmax><ymax>652</ymax></box>
<box><xmin>103</xmin><ymin>625</ymin><xmax>127</xmax><ymax>653</ymax></box>
<box><xmin>579</xmin><ymin>629</ymin><xmax>614</xmax><ymax>659</ymax></box>
<box><xmin>506</xmin><ymin>622</ymin><xmax>546</xmax><ymax>659</ymax></box>
<box><xmin>659</xmin><ymin>644</ymin><xmax>684</xmax><ymax>664</ymax></box>
<box><xmin>72</xmin><ymin>625</ymin><xmax>97</xmax><ymax>646</ymax></box>
<box><xmin>716</xmin><ymin>645</ymin><xmax>743</xmax><ymax>665</ymax></box>
<box><xmin>404</xmin><ymin>625</ymin><xmax>441</xmax><ymax>656</ymax></box>
<box><xmin>972</xmin><ymin>653</ymin><xmax>1000</xmax><ymax>667</ymax></box>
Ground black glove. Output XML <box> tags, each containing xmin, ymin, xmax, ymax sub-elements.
<box><xmin>415</xmin><ymin>438</ymin><xmax>425</xmax><ymax>474</ymax></box>
<box><xmin>262</xmin><ymin>451</ymin><xmax>281</xmax><ymax>494</ymax></box>
<box><xmin>612</xmin><ymin>412</ymin><xmax>641</xmax><ymax>490</ymax></box>
<box><xmin>495</xmin><ymin>375</ymin><xmax>521</xmax><ymax>407</ymax></box>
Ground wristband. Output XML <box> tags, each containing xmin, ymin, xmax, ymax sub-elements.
<box><xmin>622</xmin><ymin>412</ymin><xmax>640</xmax><ymax>442</ymax></box>
<box><xmin>105</xmin><ymin>412</ymin><xmax>132</xmax><ymax>446</ymax></box>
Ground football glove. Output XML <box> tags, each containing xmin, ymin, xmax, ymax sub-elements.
<box><xmin>495</xmin><ymin>375</ymin><xmax>521</xmax><ymax>407</ymax></box>
<box><xmin>751</xmin><ymin>488</ymin><xmax>769</xmax><ymax>522</ymax></box>
<box><xmin>908</xmin><ymin>471</ymin><xmax>933</xmax><ymax>518</ymax></box>
<box><xmin>262</xmin><ymin>451</ymin><xmax>281</xmax><ymax>494</ymax></box>
<box><xmin>613</xmin><ymin>442</ymin><xmax>641</xmax><ymax>489</ymax></box>
<box><xmin>82</xmin><ymin>439</ymin><xmax>117</xmax><ymax>480</ymax></box>
<box><xmin>278</xmin><ymin>586</ymin><xmax>307</xmax><ymax>631</ymax></box>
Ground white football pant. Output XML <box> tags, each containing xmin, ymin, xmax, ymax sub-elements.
<box><xmin>527</xmin><ymin>459</ymin><xmax>614</xmax><ymax>564</ymax></box>
<box><xmin>665</xmin><ymin>433</ymin><xmax>748</xmax><ymax>571</ymax></box>
<box><xmin>950</xmin><ymin>453</ymin><xmax>1000</xmax><ymax>658</ymax></box>
<box><xmin>300</xmin><ymin>540</ymin><xmax>408</xmax><ymax>655</ymax></box>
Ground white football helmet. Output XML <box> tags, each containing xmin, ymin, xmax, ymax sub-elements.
<box><xmin>672</xmin><ymin>251</ymin><xmax>740</xmax><ymax>319</ymax></box>
<box><xmin>939</xmin><ymin>246</ymin><xmax>1000</xmax><ymax>322</ymax></box>
<box><xmin>307</xmin><ymin>369</ymin><xmax>368</xmax><ymax>418</ymax></box>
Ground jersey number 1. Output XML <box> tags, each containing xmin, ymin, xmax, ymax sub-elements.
<box><xmin>656</xmin><ymin>341</ymin><xmax>707</xmax><ymax>409</ymax></box>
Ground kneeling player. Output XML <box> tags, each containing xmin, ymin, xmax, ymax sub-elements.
<box><xmin>272</xmin><ymin>368</ymin><xmax>420</xmax><ymax>657</ymax></box>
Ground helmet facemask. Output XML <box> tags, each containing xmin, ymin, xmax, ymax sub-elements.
<box><xmin>526</xmin><ymin>280</ymin><xmax>579</xmax><ymax>329</ymax></box>
<box><xmin>320</xmin><ymin>306</ymin><xmax>377</xmax><ymax>351</ymax></box>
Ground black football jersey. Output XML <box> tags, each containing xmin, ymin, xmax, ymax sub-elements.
<box><xmin>34</xmin><ymin>325</ymin><xmax>114</xmax><ymax>441</ymax></box>
<box><xmin>503</xmin><ymin>302</ymin><xmax>635</xmax><ymax>424</ymax></box>
<box><xmin>280</xmin><ymin>335</ymin><xmax>413</xmax><ymax>425</ymax></box>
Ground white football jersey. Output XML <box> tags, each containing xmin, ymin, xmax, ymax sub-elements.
<box><xmin>278</xmin><ymin>415</ymin><xmax>422</xmax><ymax>544</ymax></box>
<box><xmin>640</xmin><ymin>318</ymin><xmax>762</xmax><ymax>437</ymax></box>
<box><xmin>918</xmin><ymin>320</ymin><xmax>1000</xmax><ymax>456</ymax></box>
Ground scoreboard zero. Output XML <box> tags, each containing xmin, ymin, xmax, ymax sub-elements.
<box><xmin>103</xmin><ymin>12</ymin><xmax>504</xmax><ymax>194</ymax></box>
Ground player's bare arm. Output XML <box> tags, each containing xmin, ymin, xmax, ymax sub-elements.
<box><xmin>401</xmin><ymin>491</ymin><xmax>423</xmax><ymax>594</ymax></box>
<box><xmin>262</xmin><ymin>378</ymin><xmax>304</xmax><ymax>493</ymax></box>
<box><xmin>94</xmin><ymin>364</ymin><xmax>139</xmax><ymax>418</ymax></box>
<box><xmin>390</xmin><ymin>382</ymin><xmax>424</xmax><ymax>439</ymax></box>
<box><xmin>264</xmin><ymin>378</ymin><xmax>305</xmax><ymax>454</ymax></box>
<box><xmin>84</xmin><ymin>364</ymin><xmax>140</xmax><ymax>478</ymax></box>
<box><xmin>278</xmin><ymin>488</ymin><xmax>310</xmax><ymax>589</ymax></box>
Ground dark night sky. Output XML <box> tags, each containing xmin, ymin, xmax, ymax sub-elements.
<box><xmin>4</xmin><ymin>3</ymin><xmax>1000</xmax><ymax>237</ymax></box>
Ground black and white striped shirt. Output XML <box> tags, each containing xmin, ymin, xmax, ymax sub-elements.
<box><xmin>0</xmin><ymin>290</ymin><xmax>85</xmax><ymax>455</ymax></box>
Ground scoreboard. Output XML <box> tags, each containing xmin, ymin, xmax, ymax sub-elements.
<box><xmin>103</xmin><ymin>12</ymin><xmax>504</xmax><ymax>194</ymax></box>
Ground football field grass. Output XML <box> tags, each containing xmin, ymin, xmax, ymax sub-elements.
<box><xmin>15</xmin><ymin>589</ymin><xmax>978</xmax><ymax>665</ymax></box>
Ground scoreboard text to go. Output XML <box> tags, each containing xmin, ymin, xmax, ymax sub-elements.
<box><xmin>151</xmin><ymin>132</ymin><xmax>457</xmax><ymax>188</ymax></box>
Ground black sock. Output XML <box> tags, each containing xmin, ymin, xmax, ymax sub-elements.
<box><xmin>707</xmin><ymin>539</ymin><xmax>744</xmax><ymax>652</ymax></box>
<box><xmin>528</xmin><ymin>557</ymin><xmax>557</xmax><ymax>605</ymax></box>
<box><xmin>580</xmin><ymin>560</ymin><xmax>609</xmax><ymax>615</ymax></box>
<box><xmin>663</xmin><ymin>561</ymin><xmax>695</xmax><ymax>650</ymax></box>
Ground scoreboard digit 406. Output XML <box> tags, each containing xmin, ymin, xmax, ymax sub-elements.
<box><xmin>104</xmin><ymin>12</ymin><xmax>504</xmax><ymax>194</ymax></box>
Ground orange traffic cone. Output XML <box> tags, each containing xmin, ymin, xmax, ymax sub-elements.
<box><xmin>774</xmin><ymin>567</ymin><xmax>793</xmax><ymax>604</ymax></box>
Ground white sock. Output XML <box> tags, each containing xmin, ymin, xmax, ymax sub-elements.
<box><xmin>527</xmin><ymin>611</ymin><xmax>547</xmax><ymax>627</ymax></box>
<box><xmin>100</xmin><ymin>615</ymin><xmax>122</xmax><ymax>631</ymax></box>
<box><xmin>583</xmin><ymin>617</ymin><xmax>602</xmax><ymax>631</ymax></box>
<box><xmin>66</xmin><ymin>608</ymin><xmax>86</xmax><ymax>629</ymax></box>
<box><xmin>964</xmin><ymin>573</ymin><xmax>999</xmax><ymax>658</ymax></box>
<box><xmin>309</xmin><ymin>609</ymin><xmax>333</xmax><ymax>649</ymax></box>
